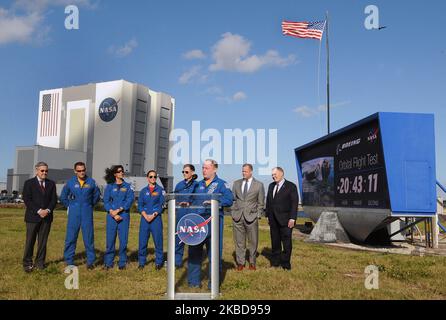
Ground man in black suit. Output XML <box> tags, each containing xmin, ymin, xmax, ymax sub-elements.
<box><xmin>22</xmin><ymin>162</ymin><xmax>57</xmax><ymax>272</ymax></box>
<box><xmin>265</xmin><ymin>167</ymin><xmax>298</xmax><ymax>270</ymax></box>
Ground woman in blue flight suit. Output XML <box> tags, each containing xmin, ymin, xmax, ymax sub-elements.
<box><xmin>138</xmin><ymin>170</ymin><xmax>166</xmax><ymax>270</ymax></box>
<box><xmin>173</xmin><ymin>164</ymin><xmax>199</xmax><ymax>267</ymax></box>
<box><xmin>60</xmin><ymin>162</ymin><xmax>101</xmax><ymax>269</ymax></box>
<box><xmin>103</xmin><ymin>165</ymin><xmax>134</xmax><ymax>270</ymax></box>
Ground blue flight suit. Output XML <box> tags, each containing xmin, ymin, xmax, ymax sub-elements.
<box><xmin>138</xmin><ymin>184</ymin><xmax>165</xmax><ymax>267</ymax></box>
<box><xmin>174</xmin><ymin>179</ymin><xmax>199</xmax><ymax>267</ymax></box>
<box><xmin>187</xmin><ymin>175</ymin><xmax>234</xmax><ymax>288</ymax></box>
<box><xmin>103</xmin><ymin>181</ymin><xmax>134</xmax><ymax>268</ymax></box>
<box><xmin>60</xmin><ymin>176</ymin><xmax>101</xmax><ymax>266</ymax></box>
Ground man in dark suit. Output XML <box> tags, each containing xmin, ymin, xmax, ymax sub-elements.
<box><xmin>265</xmin><ymin>167</ymin><xmax>298</xmax><ymax>270</ymax></box>
<box><xmin>22</xmin><ymin>162</ymin><xmax>57</xmax><ymax>272</ymax></box>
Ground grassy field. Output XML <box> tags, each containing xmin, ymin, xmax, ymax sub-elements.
<box><xmin>0</xmin><ymin>208</ymin><xmax>445</xmax><ymax>300</ymax></box>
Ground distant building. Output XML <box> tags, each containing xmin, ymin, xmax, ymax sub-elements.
<box><xmin>7</xmin><ymin>79</ymin><xmax>175</xmax><ymax>194</ymax></box>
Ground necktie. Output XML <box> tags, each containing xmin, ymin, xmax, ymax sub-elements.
<box><xmin>243</xmin><ymin>179</ymin><xmax>248</xmax><ymax>198</ymax></box>
<box><xmin>273</xmin><ymin>183</ymin><xmax>279</xmax><ymax>198</ymax></box>
<box><xmin>40</xmin><ymin>180</ymin><xmax>45</xmax><ymax>192</ymax></box>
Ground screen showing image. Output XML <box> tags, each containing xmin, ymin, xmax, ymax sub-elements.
<box><xmin>297</xmin><ymin>118</ymin><xmax>390</xmax><ymax>209</ymax></box>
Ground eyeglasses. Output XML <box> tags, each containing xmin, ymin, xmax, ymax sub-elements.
<box><xmin>76</xmin><ymin>169</ymin><xmax>86</xmax><ymax>173</ymax></box>
<box><xmin>182</xmin><ymin>171</ymin><xmax>190</xmax><ymax>174</ymax></box>
<box><xmin>149</xmin><ymin>175</ymin><xmax>157</xmax><ymax>179</ymax></box>
<box><xmin>39</xmin><ymin>170</ymin><xmax>48</xmax><ymax>173</ymax></box>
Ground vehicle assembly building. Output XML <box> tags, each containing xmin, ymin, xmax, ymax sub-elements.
<box><xmin>7</xmin><ymin>79</ymin><xmax>175</xmax><ymax>193</ymax></box>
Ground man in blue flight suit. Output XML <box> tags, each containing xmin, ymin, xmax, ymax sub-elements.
<box><xmin>60</xmin><ymin>162</ymin><xmax>101</xmax><ymax>269</ymax></box>
<box><xmin>103</xmin><ymin>165</ymin><xmax>135</xmax><ymax>270</ymax></box>
<box><xmin>138</xmin><ymin>170</ymin><xmax>166</xmax><ymax>270</ymax></box>
<box><xmin>188</xmin><ymin>159</ymin><xmax>234</xmax><ymax>288</ymax></box>
<box><xmin>174</xmin><ymin>164</ymin><xmax>199</xmax><ymax>267</ymax></box>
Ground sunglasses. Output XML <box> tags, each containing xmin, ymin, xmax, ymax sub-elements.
<box><xmin>116</xmin><ymin>170</ymin><xmax>124</xmax><ymax>173</ymax></box>
<box><xmin>76</xmin><ymin>169</ymin><xmax>86</xmax><ymax>173</ymax></box>
<box><xmin>39</xmin><ymin>170</ymin><xmax>48</xmax><ymax>173</ymax></box>
<box><xmin>149</xmin><ymin>175</ymin><xmax>157</xmax><ymax>179</ymax></box>
<box><xmin>182</xmin><ymin>171</ymin><xmax>190</xmax><ymax>174</ymax></box>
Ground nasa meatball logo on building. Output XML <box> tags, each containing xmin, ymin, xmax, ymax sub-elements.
<box><xmin>98</xmin><ymin>97</ymin><xmax>119</xmax><ymax>122</ymax></box>
<box><xmin>176</xmin><ymin>214</ymin><xmax>211</xmax><ymax>246</ymax></box>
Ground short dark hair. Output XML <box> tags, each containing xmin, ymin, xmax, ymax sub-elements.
<box><xmin>242</xmin><ymin>163</ymin><xmax>253</xmax><ymax>171</ymax></box>
<box><xmin>146</xmin><ymin>170</ymin><xmax>157</xmax><ymax>177</ymax></box>
<box><xmin>74</xmin><ymin>162</ymin><xmax>86</xmax><ymax>170</ymax></box>
<box><xmin>183</xmin><ymin>164</ymin><xmax>195</xmax><ymax>172</ymax></box>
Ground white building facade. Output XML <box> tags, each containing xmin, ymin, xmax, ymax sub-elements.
<box><xmin>8</xmin><ymin>79</ymin><xmax>175</xmax><ymax>193</ymax></box>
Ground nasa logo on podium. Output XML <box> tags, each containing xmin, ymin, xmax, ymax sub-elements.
<box><xmin>99</xmin><ymin>97</ymin><xmax>119</xmax><ymax>122</ymax></box>
<box><xmin>176</xmin><ymin>213</ymin><xmax>211</xmax><ymax>246</ymax></box>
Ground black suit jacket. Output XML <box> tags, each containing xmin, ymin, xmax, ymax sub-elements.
<box><xmin>23</xmin><ymin>177</ymin><xmax>57</xmax><ymax>223</ymax></box>
<box><xmin>265</xmin><ymin>180</ymin><xmax>299</xmax><ymax>226</ymax></box>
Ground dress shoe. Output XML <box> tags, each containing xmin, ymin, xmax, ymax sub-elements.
<box><xmin>282</xmin><ymin>265</ymin><xmax>291</xmax><ymax>271</ymax></box>
<box><xmin>236</xmin><ymin>264</ymin><xmax>244</xmax><ymax>271</ymax></box>
<box><xmin>248</xmin><ymin>264</ymin><xmax>256</xmax><ymax>271</ymax></box>
<box><xmin>155</xmin><ymin>264</ymin><xmax>163</xmax><ymax>270</ymax></box>
<box><xmin>118</xmin><ymin>265</ymin><xmax>126</xmax><ymax>270</ymax></box>
<box><xmin>24</xmin><ymin>265</ymin><xmax>34</xmax><ymax>273</ymax></box>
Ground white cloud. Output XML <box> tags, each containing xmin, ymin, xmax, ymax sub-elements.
<box><xmin>203</xmin><ymin>86</ymin><xmax>223</xmax><ymax>95</ymax></box>
<box><xmin>216</xmin><ymin>91</ymin><xmax>248</xmax><ymax>104</ymax></box>
<box><xmin>294</xmin><ymin>105</ymin><xmax>317</xmax><ymax>118</ymax></box>
<box><xmin>294</xmin><ymin>101</ymin><xmax>351</xmax><ymax>118</ymax></box>
<box><xmin>0</xmin><ymin>9</ymin><xmax>45</xmax><ymax>44</ymax></box>
<box><xmin>108</xmin><ymin>38</ymin><xmax>138</xmax><ymax>58</ymax></box>
<box><xmin>209</xmin><ymin>32</ymin><xmax>296</xmax><ymax>73</ymax></box>
<box><xmin>179</xmin><ymin>66</ymin><xmax>208</xmax><ymax>84</ymax></box>
<box><xmin>12</xmin><ymin>0</ymin><xmax>97</xmax><ymax>12</ymax></box>
<box><xmin>183</xmin><ymin>49</ymin><xmax>206</xmax><ymax>60</ymax></box>
<box><xmin>0</xmin><ymin>0</ymin><xmax>96</xmax><ymax>45</ymax></box>
<box><xmin>232</xmin><ymin>91</ymin><xmax>247</xmax><ymax>101</ymax></box>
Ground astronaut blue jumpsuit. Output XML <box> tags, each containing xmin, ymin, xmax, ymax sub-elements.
<box><xmin>187</xmin><ymin>175</ymin><xmax>234</xmax><ymax>288</ymax></box>
<box><xmin>138</xmin><ymin>183</ymin><xmax>165</xmax><ymax>267</ymax></box>
<box><xmin>103</xmin><ymin>180</ymin><xmax>134</xmax><ymax>268</ymax></box>
<box><xmin>174</xmin><ymin>178</ymin><xmax>199</xmax><ymax>267</ymax></box>
<box><xmin>60</xmin><ymin>176</ymin><xmax>101</xmax><ymax>266</ymax></box>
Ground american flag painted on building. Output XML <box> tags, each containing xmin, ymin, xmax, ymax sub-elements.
<box><xmin>40</xmin><ymin>92</ymin><xmax>59</xmax><ymax>137</ymax></box>
<box><xmin>282</xmin><ymin>20</ymin><xmax>326</xmax><ymax>40</ymax></box>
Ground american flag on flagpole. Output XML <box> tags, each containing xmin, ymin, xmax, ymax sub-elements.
<box><xmin>40</xmin><ymin>92</ymin><xmax>59</xmax><ymax>137</ymax></box>
<box><xmin>282</xmin><ymin>20</ymin><xmax>326</xmax><ymax>40</ymax></box>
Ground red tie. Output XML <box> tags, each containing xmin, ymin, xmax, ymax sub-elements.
<box><xmin>40</xmin><ymin>180</ymin><xmax>45</xmax><ymax>192</ymax></box>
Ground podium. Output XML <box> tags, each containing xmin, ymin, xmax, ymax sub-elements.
<box><xmin>166</xmin><ymin>193</ymin><xmax>221</xmax><ymax>300</ymax></box>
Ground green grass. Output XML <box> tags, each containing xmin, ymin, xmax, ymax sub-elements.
<box><xmin>0</xmin><ymin>208</ymin><xmax>445</xmax><ymax>300</ymax></box>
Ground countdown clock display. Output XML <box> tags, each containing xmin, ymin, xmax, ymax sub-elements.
<box><xmin>297</xmin><ymin>119</ymin><xmax>390</xmax><ymax>209</ymax></box>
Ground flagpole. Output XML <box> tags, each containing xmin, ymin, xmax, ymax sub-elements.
<box><xmin>326</xmin><ymin>11</ymin><xmax>330</xmax><ymax>135</ymax></box>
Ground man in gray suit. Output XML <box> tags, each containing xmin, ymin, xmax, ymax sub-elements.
<box><xmin>231</xmin><ymin>164</ymin><xmax>265</xmax><ymax>271</ymax></box>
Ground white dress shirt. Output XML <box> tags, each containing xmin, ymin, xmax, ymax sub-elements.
<box><xmin>241</xmin><ymin>177</ymin><xmax>253</xmax><ymax>195</ymax></box>
<box><xmin>273</xmin><ymin>179</ymin><xmax>285</xmax><ymax>198</ymax></box>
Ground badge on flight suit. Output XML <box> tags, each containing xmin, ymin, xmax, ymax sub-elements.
<box><xmin>207</xmin><ymin>183</ymin><xmax>218</xmax><ymax>193</ymax></box>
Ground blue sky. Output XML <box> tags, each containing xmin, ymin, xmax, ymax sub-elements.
<box><xmin>0</xmin><ymin>0</ymin><xmax>445</xmax><ymax>191</ymax></box>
